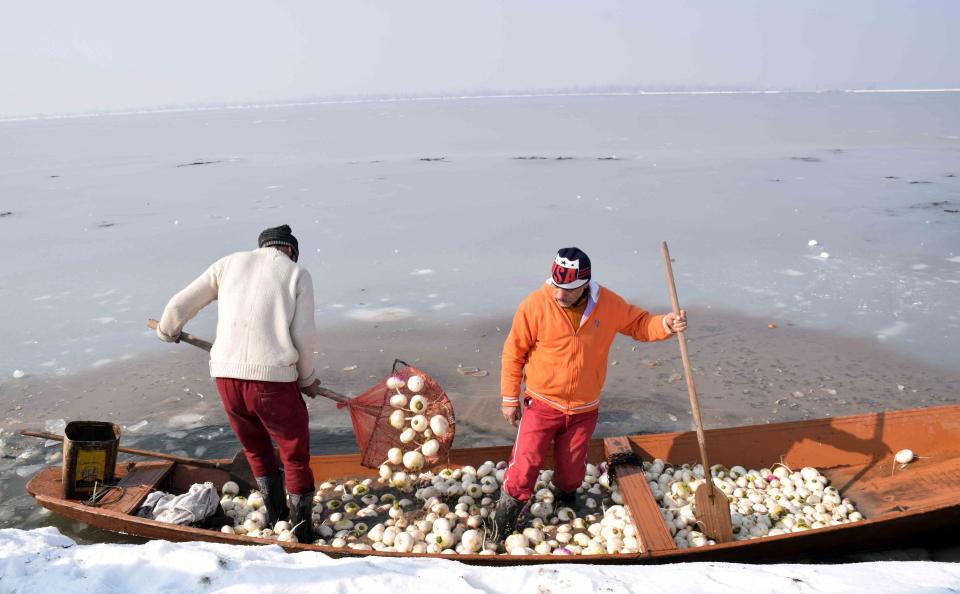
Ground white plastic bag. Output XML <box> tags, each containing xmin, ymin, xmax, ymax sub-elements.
<box><xmin>151</xmin><ymin>482</ymin><xmax>219</xmax><ymax>525</ymax></box>
<box><xmin>136</xmin><ymin>490</ymin><xmax>175</xmax><ymax>518</ymax></box>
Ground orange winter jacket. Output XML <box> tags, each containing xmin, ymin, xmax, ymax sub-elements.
<box><xmin>501</xmin><ymin>282</ymin><xmax>672</xmax><ymax>414</ymax></box>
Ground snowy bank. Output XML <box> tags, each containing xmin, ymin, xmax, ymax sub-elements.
<box><xmin>2</xmin><ymin>528</ymin><xmax>959</xmax><ymax>594</ymax></box>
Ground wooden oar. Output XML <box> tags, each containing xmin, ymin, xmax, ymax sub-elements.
<box><xmin>147</xmin><ymin>319</ymin><xmax>213</xmax><ymax>351</ymax></box>
<box><xmin>146</xmin><ymin>318</ymin><xmax>441</xmax><ymax>469</ymax></box>
<box><xmin>660</xmin><ymin>241</ymin><xmax>733</xmax><ymax>543</ymax></box>
<box><xmin>147</xmin><ymin>319</ymin><xmax>350</xmax><ymax>404</ymax></box>
<box><xmin>19</xmin><ymin>429</ymin><xmax>257</xmax><ymax>489</ymax></box>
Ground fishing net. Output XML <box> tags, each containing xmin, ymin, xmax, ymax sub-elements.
<box><xmin>336</xmin><ymin>360</ymin><xmax>456</xmax><ymax>469</ymax></box>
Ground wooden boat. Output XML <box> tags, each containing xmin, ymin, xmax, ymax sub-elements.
<box><xmin>25</xmin><ymin>404</ymin><xmax>960</xmax><ymax>564</ymax></box>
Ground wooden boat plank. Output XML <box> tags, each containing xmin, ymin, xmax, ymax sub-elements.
<box><xmin>826</xmin><ymin>455</ymin><xmax>960</xmax><ymax>516</ymax></box>
<box><xmin>623</xmin><ymin>405</ymin><xmax>960</xmax><ymax>472</ymax></box>
<box><xmin>104</xmin><ymin>461</ymin><xmax>175</xmax><ymax>514</ymax></box>
<box><xmin>603</xmin><ymin>436</ymin><xmax>676</xmax><ymax>553</ymax></box>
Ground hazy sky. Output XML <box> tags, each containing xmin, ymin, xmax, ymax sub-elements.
<box><xmin>2</xmin><ymin>0</ymin><xmax>958</xmax><ymax>117</ymax></box>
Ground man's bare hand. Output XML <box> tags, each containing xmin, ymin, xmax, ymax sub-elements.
<box><xmin>300</xmin><ymin>379</ymin><xmax>322</xmax><ymax>399</ymax></box>
<box><xmin>502</xmin><ymin>405</ymin><xmax>521</xmax><ymax>427</ymax></box>
<box><xmin>664</xmin><ymin>309</ymin><xmax>687</xmax><ymax>334</ymax></box>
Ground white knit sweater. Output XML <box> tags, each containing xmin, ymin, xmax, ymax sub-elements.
<box><xmin>157</xmin><ymin>248</ymin><xmax>317</xmax><ymax>386</ymax></box>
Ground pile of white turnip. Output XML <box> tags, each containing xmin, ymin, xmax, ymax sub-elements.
<box><xmin>213</xmin><ymin>454</ymin><xmax>864</xmax><ymax>553</ymax></box>
<box><xmin>378</xmin><ymin>374</ymin><xmax>450</xmax><ymax>481</ymax></box>
<box><xmin>217</xmin><ymin>480</ymin><xmax>300</xmax><ymax>543</ymax></box>
<box><xmin>309</xmin><ymin>460</ymin><xmax>630</xmax><ymax>555</ymax></box>
<box><xmin>646</xmin><ymin>459</ymin><xmax>866</xmax><ymax>549</ymax></box>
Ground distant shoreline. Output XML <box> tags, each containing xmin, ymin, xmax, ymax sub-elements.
<box><xmin>4</xmin><ymin>87</ymin><xmax>960</xmax><ymax>123</ymax></box>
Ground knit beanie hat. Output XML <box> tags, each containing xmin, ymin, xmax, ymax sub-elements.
<box><xmin>550</xmin><ymin>247</ymin><xmax>591</xmax><ymax>289</ymax></box>
<box><xmin>258</xmin><ymin>224</ymin><xmax>299</xmax><ymax>259</ymax></box>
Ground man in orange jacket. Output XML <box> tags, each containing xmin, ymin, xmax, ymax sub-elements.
<box><xmin>492</xmin><ymin>247</ymin><xmax>686</xmax><ymax>540</ymax></box>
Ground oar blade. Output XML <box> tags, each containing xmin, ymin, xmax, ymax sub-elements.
<box><xmin>694</xmin><ymin>481</ymin><xmax>734</xmax><ymax>543</ymax></box>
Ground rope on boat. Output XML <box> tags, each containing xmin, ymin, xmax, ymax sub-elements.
<box><xmin>85</xmin><ymin>481</ymin><xmax>126</xmax><ymax>507</ymax></box>
<box><xmin>605</xmin><ymin>451</ymin><xmax>642</xmax><ymax>481</ymax></box>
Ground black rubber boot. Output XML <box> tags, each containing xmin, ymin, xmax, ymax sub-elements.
<box><xmin>491</xmin><ymin>492</ymin><xmax>524</xmax><ymax>542</ymax></box>
<box><xmin>255</xmin><ymin>475</ymin><xmax>288</xmax><ymax>527</ymax></box>
<box><xmin>287</xmin><ymin>491</ymin><xmax>316</xmax><ymax>543</ymax></box>
<box><xmin>555</xmin><ymin>489</ymin><xmax>577</xmax><ymax>506</ymax></box>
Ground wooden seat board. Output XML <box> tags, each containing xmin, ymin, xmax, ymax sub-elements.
<box><xmin>604</xmin><ymin>436</ymin><xmax>677</xmax><ymax>553</ymax></box>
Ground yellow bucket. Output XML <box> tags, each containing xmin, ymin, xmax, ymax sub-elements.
<box><xmin>61</xmin><ymin>421</ymin><xmax>120</xmax><ymax>499</ymax></box>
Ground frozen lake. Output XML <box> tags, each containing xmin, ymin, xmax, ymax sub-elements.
<box><xmin>1</xmin><ymin>91</ymin><xmax>958</xmax><ymax>377</ymax></box>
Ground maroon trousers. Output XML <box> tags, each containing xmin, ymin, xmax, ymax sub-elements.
<box><xmin>501</xmin><ymin>397</ymin><xmax>599</xmax><ymax>502</ymax></box>
<box><xmin>215</xmin><ymin>378</ymin><xmax>315</xmax><ymax>495</ymax></box>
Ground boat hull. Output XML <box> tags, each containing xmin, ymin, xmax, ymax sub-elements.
<box><xmin>26</xmin><ymin>404</ymin><xmax>960</xmax><ymax>564</ymax></box>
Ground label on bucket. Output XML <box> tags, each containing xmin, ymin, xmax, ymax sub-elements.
<box><xmin>75</xmin><ymin>449</ymin><xmax>107</xmax><ymax>489</ymax></box>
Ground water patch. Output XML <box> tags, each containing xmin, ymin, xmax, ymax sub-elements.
<box><xmin>14</xmin><ymin>464</ymin><xmax>44</xmax><ymax>478</ymax></box>
<box><xmin>126</xmin><ymin>420</ymin><xmax>149</xmax><ymax>432</ymax></box>
<box><xmin>741</xmin><ymin>286</ymin><xmax>779</xmax><ymax>296</ymax></box>
<box><xmin>346</xmin><ymin>307</ymin><xmax>414</xmax><ymax>322</ymax></box>
<box><xmin>167</xmin><ymin>413</ymin><xmax>205</xmax><ymax>429</ymax></box>
<box><xmin>876</xmin><ymin>321</ymin><xmax>910</xmax><ymax>341</ymax></box>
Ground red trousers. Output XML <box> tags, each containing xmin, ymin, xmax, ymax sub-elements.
<box><xmin>215</xmin><ymin>378</ymin><xmax>315</xmax><ymax>495</ymax></box>
<box><xmin>501</xmin><ymin>397</ymin><xmax>599</xmax><ymax>502</ymax></box>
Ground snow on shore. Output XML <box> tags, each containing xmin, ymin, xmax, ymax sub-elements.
<box><xmin>2</xmin><ymin>528</ymin><xmax>959</xmax><ymax>594</ymax></box>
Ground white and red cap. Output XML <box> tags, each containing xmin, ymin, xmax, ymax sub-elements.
<box><xmin>550</xmin><ymin>247</ymin><xmax>592</xmax><ymax>289</ymax></box>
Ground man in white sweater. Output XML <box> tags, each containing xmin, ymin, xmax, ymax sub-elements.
<box><xmin>157</xmin><ymin>224</ymin><xmax>321</xmax><ymax>542</ymax></box>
